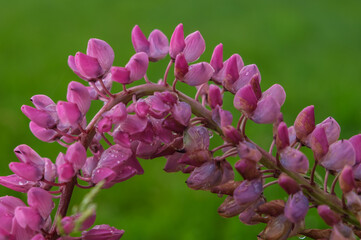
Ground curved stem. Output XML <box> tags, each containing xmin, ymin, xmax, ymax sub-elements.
<box><xmin>163</xmin><ymin>60</ymin><xmax>173</xmax><ymax>86</ymax></box>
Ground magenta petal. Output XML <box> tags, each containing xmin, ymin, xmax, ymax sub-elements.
<box><xmin>111</xmin><ymin>67</ymin><xmax>131</xmax><ymax>84</ymax></box>
<box><xmin>31</xmin><ymin>234</ymin><xmax>46</xmax><ymax>240</ymax></box>
<box><xmin>350</xmin><ymin>134</ymin><xmax>361</xmax><ymax>164</ymax></box>
<box><xmin>14</xmin><ymin>144</ymin><xmax>44</xmax><ymax>168</ymax></box>
<box><xmin>233</xmin><ymin>84</ymin><xmax>258</xmax><ymax>115</ymax></box>
<box><xmin>87</xmin><ymin>38</ymin><xmax>115</xmax><ymax>72</ymax></box>
<box><xmin>280</xmin><ymin>147</ymin><xmax>309</xmax><ymax>174</ymax></box>
<box><xmin>9</xmin><ymin>162</ymin><xmax>42</xmax><ymax>181</ymax></box>
<box><xmin>317</xmin><ymin>205</ymin><xmax>340</xmax><ymax>226</ymax></box>
<box><xmin>186</xmin><ymin>161</ymin><xmax>223</xmax><ymax>190</ymax></box>
<box><xmin>223</xmin><ymin>54</ymin><xmax>241</xmax><ymax>91</ymax></box>
<box><xmin>262</xmin><ymin>84</ymin><xmax>286</xmax><ymax>107</ymax></box>
<box><xmin>251</xmin><ymin>95</ymin><xmax>280</xmax><ymax>124</ymax></box>
<box><xmin>14</xmin><ymin>206</ymin><xmax>43</xmax><ymax>231</ymax></box>
<box><xmin>284</xmin><ymin>191</ymin><xmax>309</xmax><ymax>223</ymax></box>
<box><xmin>29</xmin><ymin>122</ymin><xmax>58</xmax><ymax>142</ymax></box>
<box><xmin>97</xmin><ymin>145</ymin><xmax>132</xmax><ymax>169</ymax></box>
<box><xmin>66</xmin><ymin>142</ymin><xmax>87</xmax><ymax>170</ymax></box>
<box><xmin>125</xmin><ymin>52</ymin><xmax>149</xmax><ymax>82</ymax></box>
<box><xmin>212</xmin><ymin>106</ymin><xmax>233</xmax><ymax>128</ymax></box>
<box><xmin>174</xmin><ymin>53</ymin><xmax>189</xmax><ymax>80</ymax></box>
<box><xmin>67</xmin><ymin>81</ymin><xmax>91</xmax><ymax>115</ymax></box>
<box><xmin>208</xmin><ymin>84</ymin><xmax>223</xmax><ymax>109</ymax></box>
<box><xmin>232</xmin><ymin>64</ymin><xmax>260</xmax><ymax>92</ymax></box>
<box><xmin>97</xmin><ymin>117</ymin><xmax>112</xmax><ymax>133</ymax></box>
<box><xmin>27</xmin><ymin>187</ymin><xmax>54</xmax><ymax>219</ymax></box>
<box><xmin>169</xmin><ymin>23</ymin><xmax>185</xmax><ymax>59</ymax></box>
<box><xmin>75</xmin><ymin>52</ymin><xmax>104</xmax><ymax>79</ymax></box>
<box><xmin>163</xmin><ymin>153</ymin><xmax>186</xmax><ymax>173</ymax></box>
<box><xmin>103</xmin><ymin>103</ymin><xmax>127</xmax><ymax>123</ymax></box>
<box><xmin>184</xmin><ymin>126</ymin><xmax>210</xmax><ymax>151</ymax></box>
<box><xmin>148</xmin><ymin>29</ymin><xmax>169</xmax><ymax>61</ymax></box>
<box><xmin>320</xmin><ymin>140</ymin><xmax>356</xmax><ymax>171</ymax></box>
<box><xmin>30</xmin><ymin>95</ymin><xmax>56</xmax><ymax>112</ymax></box>
<box><xmin>339</xmin><ymin>165</ymin><xmax>355</xmax><ymax>193</ymax></box>
<box><xmin>182</xmin><ymin>62</ymin><xmax>214</xmax><ymax>86</ymax></box>
<box><xmin>131</xmin><ymin>25</ymin><xmax>150</xmax><ymax>53</ymax></box>
<box><xmin>21</xmin><ymin>105</ymin><xmax>56</xmax><ymax>129</ymax></box>
<box><xmin>317</xmin><ymin>117</ymin><xmax>340</xmax><ymax>145</ymax></box>
<box><xmin>43</xmin><ymin>158</ymin><xmax>57</xmax><ymax>182</ymax></box>
<box><xmin>0</xmin><ymin>175</ymin><xmax>36</xmax><ymax>192</ymax></box>
<box><xmin>68</xmin><ymin>55</ymin><xmax>87</xmax><ymax>80</ymax></box>
<box><xmin>92</xmin><ymin>167</ymin><xmax>116</xmax><ymax>186</ymax></box>
<box><xmin>118</xmin><ymin>115</ymin><xmax>148</xmax><ymax>135</ymax></box>
<box><xmin>278</xmin><ymin>173</ymin><xmax>300</xmax><ymax>195</ymax></box>
<box><xmin>210</xmin><ymin>43</ymin><xmax>223</xmax><ymax>73</ymax></box>
<box><xmin>58</xmin><ymin>163</ymin><xmax>75</xmax><ymax>183</ymax></box>
<box><xmin>183</xmin><ymin>31</ymin><xmax>205</xmax><ymax>62</ymax></box>
<box><xmin>56</xmin><ymin>101</ymin><xmax>82</xmax><ymax>127</ymax></box>
<box><xmin>82</xmin><ymin>224</ymin><xmax>125</xmax><ymax>240</ymax></box>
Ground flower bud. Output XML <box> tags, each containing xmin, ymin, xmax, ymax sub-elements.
<box><xmin>339</xmin><ymin>165</ymin><xmax>355</xmax><ymax>193</ymax></box>
<box><xmin>212</xmin><ymin>106</ymin><xmax>233</xmax><ymax>128</ymax></box>
<box><xmin>251</xmin><ymin>95</ymin><xmax>281</xmax><ymax>124</ymax></box>
<box><xmin>184</xmin><ymin>126</ymin><xmax>210</xmax><ymax>152</ymax></box>
<box><xmin>237</xmin><ymin>141</ymin><xmax>262</xmax><ymax>162</ymax></box>
<box><xmin>317</xmin><ymin>205</ymin><xmax>341</xmax><ymax>226</ymax></box>
<box><xmin>56</xmin><ymin>101</ymin><xmax>82</xmax><ymax>127</ymax></box>
<box><xmin>125</xmin><ymin>52</ymin><xmax>149</xmax><ymax>82</ymax></box>
<box><xmin>14</xmin><ymin>206</ymin><xmax>43</xmax><ymax>231</ymax></box>
<box><xmin>131</xmin><ymin>25</ymin><xmax>149</xmax><ymax>53</ymax></box>
<box><xmin>280</xmin><ymin>147</ymin><xmax>309</xmax><ymax>174</ymax></box>
<box><xmin>294</xmin><ymin>105</ymin><xmax>315</xmax><ymax>141</ymax></box>
<box><xmin>182</xmin><ymin>62</ymin><xmax>214</xmax><ymax>86</ymax></box>
<box><xmin>67</xmin><ymin>81</ymin><xmax>91</xmax><ymax>115</ymax></box>
<box><xmin>249</xmin><ymin>74</ymin><xmax>262</xmax><ymax>100</ymax></box>
<box><xmin>310</xmin><ymin>126</ymin><xmax>329</xmax><ymax>160</ymax></box>
<box><xmin>239</xmin><ymin>198</ymin><xmax>265</xmax><ymax>225</ymax></box>
<box><xmin>30</xmin><ymin>94</ymin><xmax>56</xmax><ymax>112</ymax></box>
<box><xmin>217</xmin><ymin>196</ymin><xmax>249</xmax><ymax>218</ymax></box>
<box><xmin>222</xmin><ymin>125</ymin><xmax>242</xmax><ymax>144</ymax></box>
<box><xmin>183</xmin><ymin>31</ymin><xmax>205</xmax><ymax>62</ymax></box>
<box><xmin>148</xmin><ymin>29</ymin><xmax>169</xmax><ymax>61</ymax></box>
<box><xmin>350</xmin><ymin>134</ymin><xmax>361</xmax><ymax>164</ymax></box>
<box><xmin>234</xmin><ymin>159</ymin><xmax>260</xmax><ymax>180</ymax></box>
<box><xmin>9</xmin><ymin>162</ymin><xmax>42</xmax><ymax>181</ymax></box>
<box><xmin>276</xmin><ymin>122</ymin><xmax>290</xmax><ymax>151</ymax></box>
<box><xmin>21</xmin><ymin>105</ymin><xmax>56</xmax><ymax>129</ymax></box>
<box><xmin>27</xmin><ymin>187</ymin><xmax>54</xmax><ymax>219</ymax></box>
<box><xmin>61</xmin><ymin>216</ymin><xmax>75</xmax><ymax>235</ymax></box>
<box><xmin>44</xmin><ymin>158</ymin><xmax>57</xmax><ymax>182</ymax></box>
<box><xmin>169</xmin><ymin>23</ymin><xmax>185</xmax><ymax>59</ymax></box>
<box><xmin>14</xmin><ymin>144</ymin><xmax>44</xmax><ymax>168</ymax></box>
<box><xmin>66</xmin><ymin>142</ymin><xmax>87</xmax><ymax>171</ymax></box>
<box><xmin>174</xmin><ymin>53</ymin><xmax>189</xmax><ymax>80</ymax></box>
<box><xmin>233</xmin><ymin>84</ymin><xmax>258</xmax><ymax>115</ymax></box>
<box><xmin>320</xmin><ymin>140</ymin><xmax>356</xmax><ymax>171</ymax></box>
<box><xmin>284</xmin><ymin>191</ymin><xmax>309</xmax><ymax>223</ymax></box>
<box><xmin>233</xmin><ymin>178</ymin><xmax>263</xmax><ymax>205</ymax></box>
<box><xmin>208</xmin><ymin>84</ymin><xmax>223</xmax><ymax>109</ymax></box>
<box><xmin>86</xmin><ymin>38</ymin><xmax>114</xmax><ymax>72</ymax></box>
<box><xmin>103</xmin><ymin>103</ymin><xmax>127</xmax><ymax>123</ymax></box>
<box><xmin>278</xmin><ymin>173</ymin><xmax>300</xmax><ymax>195</ymax></box>
<box><xmin>318</xmin><ymin>117</ymin><xmax>340</xmax><ymax>145</ymax></box>
<box><xmin>74</xmin><ymin>52</ymin><xmax>104</xmax><ymax>79</ymax></box>
<box><xmin>111</xmin><ymin>67</ymin><xmax>131</xmax><ymax>84</ymax></box>
<box><xmin>223</xmin><ymin>54</ymin><xmax>240</xmax><ymax>91</ymax></box>
<box><xmin>186</xmin><ymin>161</ymin><xmax>223</xmax><ymax>190</ymax></box>
<box><xmin>172</xmin><ymin>102</ymin><xmax>191</xmax><ymax>126</ymax></box>
<box><xmin>82</xmin><ymin>224</ymin><xmax>125</xmax><ymax>240</ymax></box>
<box><xmin>210</xmin><ymin>43</ymin><xmax>223</xmax><ymax>74</ymax></box>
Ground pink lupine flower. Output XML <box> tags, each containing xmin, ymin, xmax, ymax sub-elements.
<box><xmin>339</xmin><ymin>165</ymin><xmax>355</xmax><ymax>193</ymax></box>
<box><xmin>208</xmin><ymin>84</ymin><xmax>223</xmax><ymax>109</ymax></box>
<box><xmin>210</xmin><ymin>43</ymin><xmax>224</xmax><ymax>83</ymax></box>
<box><xmin>97</xmin><ymin>117</ymin><xmax>112</xmax><ymax>133</ymax></box>
<box><xmin>14</xmin><ymin>206</ymin><xmax>43</xmax><ymax>231</ymax></box>
<box><xmin>169</xmin><ymin>23</ymin><xmax>185</xmax><ymax>59</ymax></box>
<box><xmin>65</xmin><ymin>142</ymin><xmax>87</xmax><ymax>171</ymax></box>
<box><xmin>276</xmin><ymin>122</ymin><xmax>290</xmax><ymax>151</ymax></box>
<box><xmin>9</xmin><ymin>162</ymin><xmax>42</xmax><ymax>182</ymax></box>
<box><xmin>29</xmin><ymin>121</ymin><xmax>58</xmax><ymax>142</ymax></box>
<box><xmin>183</xmin><ymin>31</ymin><xmax>205</xmax><ymax>63</ymax></box>
<box><xmin>279</xmin><ymin>147</ymin><xmax>309</xmax><ymax>174</ymax></box>
<box><xmin>231</xmin><ymin>63</ymin><xmax>259</xmax><ymax>93</ymax></box>
<box><xmin>235</xmin><ymin>159</ymin><xmax>260</xmax><ymax>180</ymax></box>
<box><xmin>218</xmin><ymin>196</ymin><xmax>249</xmax><ymax>218</ymax></box>
<box><xmin>56</xmin><ymin>101</ymin><xmax>82</xmax><ymax>127</ymax></box>
<box><xmin>27</xmin><ymin>187</ymin><xmax>54</xmax><ymax>219</ymax></box>
<box><xmin>74</xmin><ymin>52</ymin><xmax>104</xmax><ymax>79</ymax></box>
<box><xmin>175</xmin><ymin>57</ymin><xmax>214</xmax><ymax>86</ymax></box>
<box><xmin>294</xmin><ymin>105</ymin><xmax>315</xmax><ymax>142</ymax></box>
<box><xmin>278</xmin><ymin>173</ymin><xmax>300</xmax><ymax>195</ymax></box>
<box><xmin>320</xmin><ymin>140</ymin><xmax>356</xmax><ymax>171</ymax></box>
<box><xmin>239</xmin><ymin>198</ymin><xmax>265</xmax><ymax>225</ymax></box>
<box><xmin>0</xmin><ymin>174</ymin><xmax>37</xmax><ymax>192</ymax></box>
<box><xmin>186</xmin><ymin>160</ymin><xmax>223</xmax><ymax>190</ymax></box>
<box><xmin>212</xmin><ymin>106</ymin><xmax>233</xmax><ymax>128</ymax></box>
<box><xmin>310</xmin><ymin>126</ymin><xmax>329</xmax><ymax>160</ymax></box>
<box><xmin>317</xmin><ymin>117</ymin><xmax>340</xmax><ymax>145</ymax></box>
<box><xmin>131</xmin><ymin>25</ymin><xmax>169</xmax><ymax>61</ymax></box>
<box><xmin>21</xmin><ymin>105</ymin><xmax>57</xmax><ymax>129</ymax></box>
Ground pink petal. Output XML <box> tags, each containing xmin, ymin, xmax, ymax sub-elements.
<box><xmin>251</xmin><ymin>95</ymin><xmax>280</xmax><ymax>124</ymax></box>
<box><xmin>125</xmin><ymin>52</ymin><xmax>149</xmax><ymax>82</ymax></box>
<box><xmin>169</xmin><ymin>23</ymin><xmax>185</xmax><ymax>59</ymax></box>
<box><xmin>148</xmin><ymin>29</ymin><xmax>169</xmax><ymax>61</ymax></box>
<box><xmin>183</xmin><ymin>31</ymin><xmax>205</xmax><ymax>62</ymax></box>
<box><xmin>87</xmin><ymin>38</ymin><xmax>115</xmax><ymax>72</ymax></box>
<box><xmin>182</xmin><ymin>62</ymin><xmax>214</xmax><ymax>86</ymax></box>
<box><xmin>75</xmin><ymin>52</ymin><xmax>104</xmax><ymax>79</ymax></box>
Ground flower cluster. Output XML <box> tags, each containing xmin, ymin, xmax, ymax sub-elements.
<box><xmin>0</xmin><ymin>23</ymin><xmax>360</xmax><ymax>240</ymax></box>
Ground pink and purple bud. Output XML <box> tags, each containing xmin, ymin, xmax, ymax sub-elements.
<box><xmin>86</xmin><ymin>38</ymin><xmax>114</xmax><ymax>73</ymax></box>
<box><xmin>29</xmin><ymin>121</ymin><xmax>58</xmax><ymax>142</ymax></box>
<box><xmin>169</xmin><ymin>23</ymin><xmax>185</xmax><ymax>59</ymax></box>
<box><xmin>208</xmin><ymin>84</ymin><xmax>223</xmax><ymax>109</ymax></box>
<box><xmin>317</xmin><ymin>117</ymin><xmax>340</xmax><ymax>145</ymax></box>
<box><xmin>14</xmin><ymin>206</ymin><xmax>43</xmax><ymax>231</ymax></box>
<box><xmin>21</xmin><ymin>105</ymin><xmax>57</xmax><ymax>129</ymax></box>
<box><xmin>97</xmin><ymin>117</ymin><xmax>112</xmax><ymax>133</ymax></box>
<box><xmin>210</xmin><ymin>43</ymin><xmax>223</xmax><ymax>82</ymax></box>
<box><xmin>231</xmin><ymin>64</ymin><xmax>259</xmax><ymax>93</ymax></box>
<box><xmin>233</xmin><ymin>84</ymin><xmax>258</xmax><ymax>116</ymax></box>
<box><xmin>9</xmin><ymin>162</ymin><xmax>42</xmax><ymax>182</ymax></box>
<box><xmin>276</xmin><ymin>122</ymin><xmax>290</xmax><ymax>151</ymax></box>
<box><xmin>233</xmin><ymin>178</ymin><xmax>263</xmax><ymax>205</ymax></box>
<box><xmin>279</xmin><ymin>147</ymin><xmax>309</xmax><ymax>174</ymax></box>
<box><xmin>251</xmin><ymin>95</ymin><xmax>281</xmax><ymax>124</ymax></box>
<box><xmin>56</xmin><ymin>101</ymin><xmax>82</xmax><ymax>127</ymax></box>
<box><xmin>234</xmin><ymin>159</ymin><xmax>260</xmax><ymax>180</ymax></box>
<box><xmin>66</xmin><ymin>142</ymin><xmax>87</xmax><ymax>171</ymax></box>
<box><xmin>294</xmin><ymin>105</ymin><xmax>315</xmax><ymax>142</ymax></box>
<box><xmin>317</xmin><ymin>205</ymin><xmax>341</xmax><ymax>226</ymax></box>
<box><xmin>320</xmin><ymin>140</ymin><xmax>356</xmax><ymax>171</ymax></box>
<box><xmin>186</xmin><ymin>161</ymin><xmax>223</xmax><ymax>190</ymax></box>
<box><xmin>284</xmin><ymin>191</ymin><xmax>309</xmax><ymax>223</ymax></box>
<box><xmin>217</xmin><ymin>196</ymin><xmax>248</xmax><ymax>218</ymax></box>
<box><xmin>125</xmin><ymin>52</ymin><xmax>149</xmax><ymax>82</ymax></box>
<box><xmin>339</xmin><ymin>165</ymin><xmax>355</xmax><ymax>193</ymax></box>
<box><xmin>310</xmin><ymin>126</ymin><xmax>329</xmax><ymax>160</ymax></box>
<box><xmin>223</xmin><ymin>54</ymin><xmax>241</xmax><ymax>91</ymax></box>
<box><xmin>278</xmin><ymin>173</ymin><xmax>300</xmax><ymax>195</ymax></box>
<box><xmin>174</xmin><ymin>53</ymin><xmax>189</xmax><ymax>80</ymax></box>
<box><xmin>183</xmin><ymin>31</ymin><xmax>205</xmax><ymax>62</ymax></box>
<box><xmin>181</xmin><ymin>62</ymin><xmax>214</xmax><ymax>86</ymax></box>
<box><xmin>74</xmin><ymin>52</ymin><xmax>104</xmax><ymax>79</ymax></box>
<box><xmin>27</xmin><ymin>187</ymin><xmax>54</xmax><ymax>219</ymax></box>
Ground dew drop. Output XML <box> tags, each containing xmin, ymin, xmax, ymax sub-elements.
<box><xmin>299</xmin><ymin>236</ymin><xmax>306</xmax><ymax>239</ymax></box>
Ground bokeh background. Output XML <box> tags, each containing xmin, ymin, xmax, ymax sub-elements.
<box><xmin>1</xmin><ymin>1</ymin><xmax>361</xmax><ymax>239</ymax></box>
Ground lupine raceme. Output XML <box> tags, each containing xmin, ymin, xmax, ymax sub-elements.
<box><xmin>0</xmin><ymin>24</ymin><xmax>360</xmax><ymax>239</ymax></box>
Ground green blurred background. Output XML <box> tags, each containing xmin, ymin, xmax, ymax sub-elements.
<box><xmin>1</xmin><ymin>0</ymin><xmax>361</xmax><ymax>239</ymax></box>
